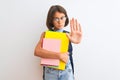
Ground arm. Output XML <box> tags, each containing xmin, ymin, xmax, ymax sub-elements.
<box><xmin>34</xmin><ymin>32</ymin><xmax>68</xmax><ymax>63</ymax></box>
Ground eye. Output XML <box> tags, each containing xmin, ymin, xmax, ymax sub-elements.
<box><xmin>61</xmin><ymin>16</ymin><xmax>66</xmax><ymax>20</ymax></box>
<box><xmin>53</xmin><ymin>18</ymin><xmax>59</xmax><ymax>22</ymax></box>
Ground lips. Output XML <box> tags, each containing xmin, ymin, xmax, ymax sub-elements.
<box><xmin>58</xmin><ymin>24</ymin><xmax>64</xmax><ymax>26</ymax></box>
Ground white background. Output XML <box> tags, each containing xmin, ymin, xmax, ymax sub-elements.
<box><xmin>0</xmin><ymin>0</ymin><xmax>120</xmax><ymax>80</ymax></box>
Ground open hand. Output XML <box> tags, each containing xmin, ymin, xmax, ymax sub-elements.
<box><xmin>66</xmin><ymin>18</ymin><xmax>82</xmax><ymax>44</ymax></box>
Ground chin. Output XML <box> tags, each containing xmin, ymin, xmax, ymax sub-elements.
<box><xmin>59</xmin><ymin>26</ymin><xmax>64</xmax><ymax>28</ymax></box>
<box><xmin>55</xmin><ymin>25</ymin><xmax>64</xmax><ymax>30</ymax></box>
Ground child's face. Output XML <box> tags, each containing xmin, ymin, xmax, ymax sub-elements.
<box><xmin>52</xmin><ymin>11</ymin><xmax>66</xmax><ymax>30</ymax></box>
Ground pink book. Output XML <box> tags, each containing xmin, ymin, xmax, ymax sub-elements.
<box><xmin>40</xmin><ymin>38</ymin><xmax>61</xmax><ymax>66</ymax></box>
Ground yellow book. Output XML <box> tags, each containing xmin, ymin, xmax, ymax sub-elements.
<box><xmin>44</xmin><ymin>30</ymin><xmax>69</xmax><ymax>70</ymax></box>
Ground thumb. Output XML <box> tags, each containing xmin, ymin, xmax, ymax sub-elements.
<box><xmin>66</xmin><ymin>33</ymin><xmax>71</xmax><ymax>39</ymax></box>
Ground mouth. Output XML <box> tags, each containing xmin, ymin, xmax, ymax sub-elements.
<box><xmin>59</xmin><ymin>24</ymin><xmax>64</xmax><ymax>27</ymax></box>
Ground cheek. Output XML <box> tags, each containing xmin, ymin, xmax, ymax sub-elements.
<box><xmin>53</xmin><ymin>22</ymin><xmax>56</xmax><ymax>26</ymax></box>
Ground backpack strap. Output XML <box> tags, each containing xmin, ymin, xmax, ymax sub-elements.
<box><xmin>63</xmin><ymin>30</ymin><xmax>74</xmax><ymax>74</ymax></box>
<box><xmin>43</xmin><ymin>66</ymin><xmax>45</xmax><ymax>80</ymax></box>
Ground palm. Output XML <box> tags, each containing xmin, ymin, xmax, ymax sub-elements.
<box><xmin>67</xmin><ymin>18</ymin><xmax>82</xmax><ymax>44</ymax></box>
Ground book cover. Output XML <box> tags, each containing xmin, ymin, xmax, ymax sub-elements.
<box><xmin>40</xmin><ymin>38</ymin><xmax>61</xmax><ymax>66</ymax></box>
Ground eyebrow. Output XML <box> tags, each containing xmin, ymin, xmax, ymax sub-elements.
<box><xmin>54</xmin><ymin>16</ymin><xmax>65</xmax><ymax>18</ymax></box>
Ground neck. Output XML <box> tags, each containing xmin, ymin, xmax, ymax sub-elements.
<box><xmin>54</xmin><ymin>28</ymin><xmax>64</xmax><ymax>32</ymax></box>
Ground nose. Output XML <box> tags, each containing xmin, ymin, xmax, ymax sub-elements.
<box><xmin>57</xmin><ymin>19</ymin><xmax>62</xmax><ymax>23</ymax></box>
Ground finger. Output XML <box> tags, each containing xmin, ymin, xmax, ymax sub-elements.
<box><xmin>73</xmin><ymin>18</ymin><xmax>76</xmax><ymax>30</ymax></box>
<box><xmin>66</xmin><ymin>33</ymin><xmax>71</xmax><ymax>40</ymax></box>
<box><xmin>70</xmin><ymin>18</ymin><xmax>74</xmax><ymax>32</ymax></box>
<box><xmin>79</xmin><ymin>23</ymin><xmax>82</xmax><ymax>32</ymax></box>
<box><xmin>76</xmin><ymin>19</ymin><xmax>79</xmax><ymax>31</ymax></box>
<box><xmin>63</xmin><ymin>53</ymin><xmax>68</xmax><ymax>63</ymax></box>
<box><xmin>66</xmin><ymin>52</ymin><xmax>69</xmax><ymax>55</ymax></box>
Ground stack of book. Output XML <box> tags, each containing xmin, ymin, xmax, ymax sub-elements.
<box><xmin>40</xmin><ymin>30</ymin><xmax>69</xmax><ymax>70</ymax></box>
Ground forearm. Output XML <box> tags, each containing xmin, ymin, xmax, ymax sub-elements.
<box><xmin>34</xmin><ymin>48</ymin><xmax>68</xmax><ymax>63</ymax></box>
<box><xmin>34</xmin><ymin>48</ymin><xmax>60</xmax><ymax>59</ymax></box>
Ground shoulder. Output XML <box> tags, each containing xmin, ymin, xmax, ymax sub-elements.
<box><xmin>39</xmin><ymin>31</ymin><xmax>46</xmax><ymax>40</ymax></box>
<box><xmin>41</xmin><ymin>32</ymin><xmax>45</xmax><ymax>36</ymax></box>
<box><xmin>63</xmin><ymin>30</ymin><xmax>70</xmax><ymax>33</ymax></box>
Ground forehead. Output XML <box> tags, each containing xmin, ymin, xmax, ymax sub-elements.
<box><xmin>53</xmin><ymin>11</ymin><xmax>65</xmax><ymax>18</ymax></box>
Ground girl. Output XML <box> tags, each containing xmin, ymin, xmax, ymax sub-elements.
<box><xmin>34</xmin><ymin>5</ymin><xmax>82</xmax><ymax>80</ymax></box>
